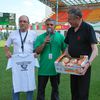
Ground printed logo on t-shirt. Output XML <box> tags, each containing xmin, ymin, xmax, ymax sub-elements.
<box><xmin>16</xmin><ymin>61</ymin><xmax>31</xmax><ymax>71</ymax></box>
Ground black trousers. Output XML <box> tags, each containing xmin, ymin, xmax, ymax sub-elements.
<box><xmin>37</xmin><ymin>74</ymin><xmax>60</xmax><ymax>100</ymax></box>
<box><xmin>70</xmin><ymin>67</ymin><xmax>91</xmax><ymax>100</ymax></box>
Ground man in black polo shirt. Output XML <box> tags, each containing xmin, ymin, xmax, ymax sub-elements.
<box><xmin>64</xmin><ymin>7</ymin><xmax>98</xmax><ymax>100</ymax></box>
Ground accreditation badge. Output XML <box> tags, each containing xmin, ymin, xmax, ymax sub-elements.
<box><xmin>48</xmin><ymin>53</ymin><xmax>52</xmax><ymax>59</ymax></box>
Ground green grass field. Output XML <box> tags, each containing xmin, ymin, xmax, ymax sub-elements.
<box><xmin>0</xmin><ymin>40</ymin><xmax>100</xmax><ymax>100</ymax></box>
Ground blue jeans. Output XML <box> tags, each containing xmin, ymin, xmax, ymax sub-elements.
<box><xmin>12</xmin><ymin>90</ymin><xmax>33</xmax><ymax>100</ymax></box>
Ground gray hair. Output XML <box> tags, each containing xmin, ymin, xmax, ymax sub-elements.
<box><xmin>68</xmin><ymin>7</ymin><xmax>82</xmax><ymax>18</ymax></box>
<box><xmin>45</xmin><ymin>18</ymin><xmax>56</xmax><ymax>25</ymax></box>
<box><xmin>19</xmin><ymin>15</ymin><xmax>30</xmax><ymax>23</ymax></box>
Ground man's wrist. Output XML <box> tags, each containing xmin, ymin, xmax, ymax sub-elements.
<box><xmin>87</xmin><ymin>61</ymin><xmax>91</xmax><ymax>66</ymax></box>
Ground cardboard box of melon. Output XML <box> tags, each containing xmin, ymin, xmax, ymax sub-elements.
<box><xmin>55</xmin><ymin>54</ymin><xmax>88</xmax><ymax>75</ymax></box>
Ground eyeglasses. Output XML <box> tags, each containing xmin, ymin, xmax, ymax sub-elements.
<box><xmin>19</xmin><ymin>20</ymin><xmax>28</xmax><ymax>23</ymax></box>
<box><xmin>46</xmin><ymin>24</ymin><xmax>54</xmax><ymax>26</ymax></box>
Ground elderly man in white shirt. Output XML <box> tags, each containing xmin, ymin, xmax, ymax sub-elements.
<box><xmin>4</xmin><ymin>15</ymin><xmax>38</xmax><ymax>100</ymax></box>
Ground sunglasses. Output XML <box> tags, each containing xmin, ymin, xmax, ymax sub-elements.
<box><xmin>19</xmin><ymin>20</ymin><xmax>28</xmax><ymax>23</ymax></box>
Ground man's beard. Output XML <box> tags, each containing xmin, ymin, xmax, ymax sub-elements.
<box><xmin>20</xmin><ymin>26</ymin><xmax>27</xmax><ymax>32</ymax></box>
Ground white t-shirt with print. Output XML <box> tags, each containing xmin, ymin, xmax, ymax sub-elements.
<box><xmin>8</xmin><ymin>53</ymin><xmax>36</xmax><ymax>93</ymax></box>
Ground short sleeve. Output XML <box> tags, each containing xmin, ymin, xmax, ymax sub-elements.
<box><xmin>64</xmin><ymin>29</ymin><xmax>70</xmax><ymax>44</ymax></box>
<box><xmin>34</xmin><ymin>35</ymin><xmax>43</xmax><ymax>50</ymax></box>
<box><xmin>88</xmin><ymin>25</ymin><xmax>97</xmax><ymax>44</ymax></box>
<box><xmin>5</xmin><ymin>32</ymin><xmax>13</xmax><ymax>47</ymax></box>
<box><xmin>33</xmin><ymin>31</ymin><xmax>38</xmax><ymax>41</ymax></box>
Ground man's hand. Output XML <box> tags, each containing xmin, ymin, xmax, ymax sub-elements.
<box><xmin>4</xmin><ymin>46</ymin><xmax>12</xmax><ymax>59</ymax></box>
<box><xmin>44</xmin><ymin>35</ymin><xmax>50</xmax><ymax>44</ymax></box>
<box><xmin>34</xmin><ymin>35</ymin><xmax>51</xmax><ymax>54</ymax></box>
<box><xmin>80</xmin><ymin>62</ymin><xmax>90</xmax><ymax>75</ymax></box>
<box><xmin>6</xmin><ymin>51</ymin><xmax>12</xmax><ymax>59</ymax></box>
<box><xmin>33</xmin><ymin>53</ymin><xmax>38</xmax><ymax>58</ymax></box>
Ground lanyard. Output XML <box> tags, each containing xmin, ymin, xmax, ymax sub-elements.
<box><xmin>19</xmin><ymin>30</ymin><xmax>28</xmax><ymax>52</ymax></box>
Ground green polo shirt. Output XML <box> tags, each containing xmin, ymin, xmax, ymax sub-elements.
<box><xmin>34</xmin><ymin>32</ymin><xmax>66</xmax><ymax>75</ymax></box>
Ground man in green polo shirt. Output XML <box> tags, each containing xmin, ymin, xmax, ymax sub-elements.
<box><xmin>34</xmin><ymin>18</ymin><xmax>66</xmax><ymax>100</ymax></box>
